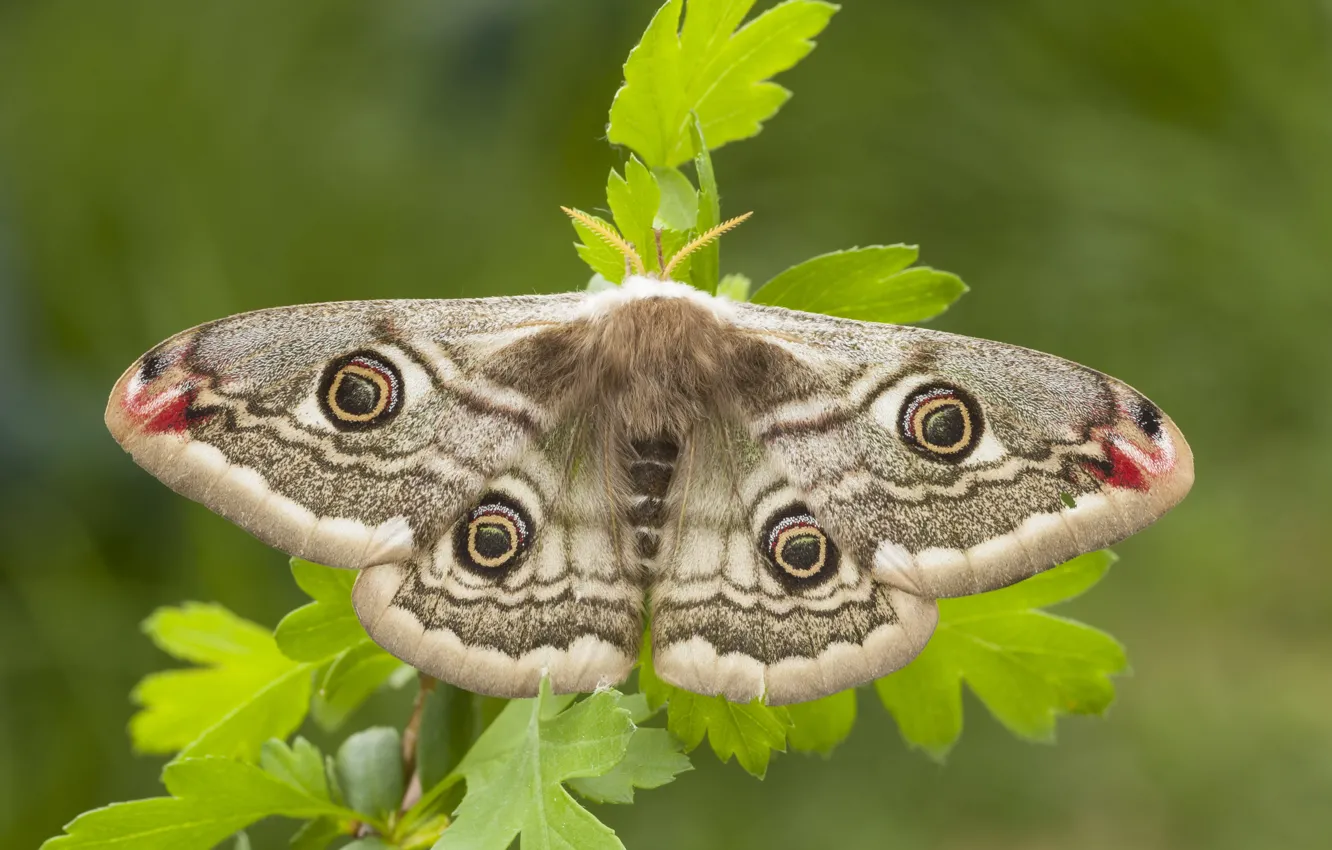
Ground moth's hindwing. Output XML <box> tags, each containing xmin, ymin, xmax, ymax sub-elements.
<box><xmin>649</xmin><ymin>424</ymin><xmax>939</xmax><ymax>706</ymax></box>
<box><xmin>351</xmin><ymin>422</ymin><xmax>643</xmax><ymax>697</ymax></box>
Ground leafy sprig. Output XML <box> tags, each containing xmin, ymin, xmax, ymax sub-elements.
<box><xmin>275</xmin><ymin>560</ymin><xmax>408</xmax><ymax>731</ymax></box>
<box><xmin>877</xmin><ymin>551</ymin><xmax>1127</xmax><ymax>760</ymax></box>
<box><xmin>130</xmin><ymin>603</ymin><xmax>315</xmax><ymax>762</ymax></box>
<box><xmin>46</xmin><ymin>2</ymin><xmax>1132</xmax><ymax>847</ymax></box>
<box><xmin>608</xmin><ymin>0</ymin><xmax>839</xmax><ymax>167</ymax></box>
<box><xmin>437</xmin><ymin>681</ymin><xmax>688</xmax><ymax>850</ymax></box>
<box><xmin>43</xmin><ymin>754</ymin><xmax>360</xmax><ymax>850</ymax></box>
<box><xmin>634</xmin><ymin>553</ymin><xmax>1124</xmax><ymax>778</ymax></box>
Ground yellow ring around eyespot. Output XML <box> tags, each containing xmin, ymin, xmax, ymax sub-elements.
<box><xmin>326</xmin><ymin>363</ymin><xmax>391</xmax><ymax>422</ymax></box>
<box><xmin>467</xmin><ymin>515</ymin><xmax>519</xmax><ymax>568</ymax></box>
<box><xmin>911</xmin><ymin>396</ymin><xmax>972</xmax><ymax>454</ymax></box>
<box><xmin>774</xmin><ymin>525</ymin><xmax>826</xmax><ymax>577</ymax></box>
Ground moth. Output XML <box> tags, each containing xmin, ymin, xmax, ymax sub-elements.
<box><xmin>105</xmin><ymin>217</ymin><xmax>1193</xmax><ymax>706</ymax></box>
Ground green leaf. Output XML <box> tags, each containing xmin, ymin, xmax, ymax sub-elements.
<box><xmin>567</xmin><ymin>728</ymin><xmax>692</xmax><ymax>804</ymax></box>
<box><xmin>259</xmin><ymin>738</ymin><xmax>331</xmax><ymax>802</ymax></box>
<box><xmin>324</xmin><ymin>755</ymin><xmax>347</xmax><ymax>808</ymax></box>
<box><xmin>290</xmin><ymin>558</ymin><xmax>358</xmax><ymax>602</ymax></box>
<box><xmin>658</xmin><ymin>227</ymin><xmax>693</xmax><ymax>283</ymax></box>
<box><xmin>602</xmin><ymin>157</ymin><xmax>697</xmax><ymax>279</ymax></box>
<box><xmin>876</xmin><ymin>551</ymin><xmax>1126</xmax><ymax>759</ymax></box>
<box><xmin>176</xmin><ymin>666</ymin><xmax>313</xmax><ymax>763</ymax></box>
<box><xmin>653</xmin><ymin>166</ymin><xmax>698</xmax><ymax>230</ymax></box>
<box><xmin>607</xmin><ymin>0</ymin><xmax>685</xmax><ymax>169</ymax></box>
<box><xmin>663</xmin><ymin>691</ymin><xmax>790</xmax><ymax>778</ymax></box>
<box><xmin>568</xmin><ymin>209</ymin><xmax>631</xmax><ymax>283</ymax></box>
<box><xmin>617</xmin><ymin>692</ymin><xmax>659</xmax><ymax>724</ymax></box>
<box><xmin>690</xmin><ymin>118</ymin><xmax>719</xmax><ymax>224</ymax></box>
<box><xmin>311</xmin><ymin>640</ymin><xmax>404</xmax><ymax>731</ymax></box>
<box><xmin>786</xmin><ymin>689</ymin><xmax>857</xmax><ymax>754</ymax></box>
<box><xmin>639</xmin><ymin>640</ymin><xmax>791</xmax><ymax>778</ymax></box>
<box><xmin>141</xmin><ymin>603</ymin><xmax>276</xmax><ymax>665</ymax></box>
<box><xmin>873</xmin><ymin>646</ymin><xmax>960</xmax><ymax>761</ymax></box>
<box><xmin>751</xmin><ymin>245</ymin><xmax>968</xmax><ymax>323</ymax></box>
<box><xmin>687</xmin><ymin>117</ymin><xmax>722</xmax><ymax>292</ymax></box>
<box><xmin>608</xmin><ymin>0</ymin><xmax>839</xmax><ymax>167</ymax></box>
<box><xmin>274</xmin><ymin>602</ymin><xmax>367</xmax><ymax>663</ymax></box>
<box><xmin>606</xmin><ymin>156</ymin><xmax>661</xmax><ymax>271</ymax></box>
<box><xmin>436</xmin><ymin>679</ymin><xmax>636</xmax><ymax>850</ymax></box>
<box><xmin>40</xmin><ymin>758</ymin><xmax>355</xmax><ymax>850</ymax></box>
<box><xmin>269</xmin><ymin>559</ymin><xmax>401</xmax><ymax>730</ymax></box>
<box><xmin>970</xmin><ymin>549</ymin><xmax>1117</xmax><ymax>610</ymax></box>
<box><xmin>276</xmin><ymin>560</ymin><xmax>371</xmax><ymax>662</ymax></box>
<box><xmin>715</xmin><ymin>272</ymin><xmax>751</xmax><ymax>301</ymax></box>
<box><xmin>336</xmin><ymin>728</ymin><xmax>405</xmax><ymax>823</ymax></box>
<box><xmin>131</xmin><ymin>604</ymin><xmax>313</xmax><ymax>762</ymax></box>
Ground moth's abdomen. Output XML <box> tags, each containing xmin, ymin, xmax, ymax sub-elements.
<box><xmin>626</xmin><ymin>437</ymin><xmax>679</xmax><ymax>565</ymax></box>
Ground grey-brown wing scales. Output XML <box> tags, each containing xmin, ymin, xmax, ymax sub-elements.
<box><xmin>105</xmin><ymin>295</ymin><xmax>586</xmax><ymax>570</ymax></box>
<box><xmin>648</xmin><ymin>424</ymin><xmax>938</xmax><ymax>706</ymax></box>
<box><xmin>105</xmin><ymin>282</ymin><xmax>1194</xmax><ymax>704</ymax></box>
<box><xmin>351</xmin><ymin>420</ymin><xmax>643</xmax><ymax>697</ymax></box>
<box><xmin>726</xmin><ymin>302</ymin><xmax>1195</xmax><ymax>599</ymax></box>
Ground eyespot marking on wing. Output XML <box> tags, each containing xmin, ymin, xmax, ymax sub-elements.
<box><xmin>453</xmin><ymin>492</ymin><xmax>534</xmax><ymax>574</ymax></box>
<box><xmin>318</xmin><ymin>350</ymin><xmax>404</xmax><ymax>430</ymax></box>
<box><xmin>898</xmin><ymin>384</ymin><xmax>984</xmax><ymax>462</ymax></box>
<box><xmin>760</xmin><ymin>504</ymin><xmax>839</xmax><ymax>588</ymax></box>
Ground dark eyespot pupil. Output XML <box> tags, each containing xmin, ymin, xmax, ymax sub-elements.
<box><xmin>922</xmin><ymin>405</ymin><xmax>966</xmax><ymax>448</ymax></box>
<box><xmin>334</xmin><ymin>372</ymin><xmax>380</xmax><ymax>416</ymax></box>
<box><xmin>779</xmin><ymin>533</ymin><xmax>823</xmax><ymax>572</ymax></box>
<box><xmin>473</xmin><ymin>523</ymin><xmax>514</xmax><ymax>560</ymax></box>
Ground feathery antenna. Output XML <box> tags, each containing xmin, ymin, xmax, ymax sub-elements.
<box><xmin>560</xmin><ymin>206</ymin><xmax>646</xmax><ymax>276</ymax></box>
<box><xmin>561</xmin><ymin>206</ymin><xmax>753</xmax><ymax>282</ymax></box>
<box><xmin>661</xmin><ymin>212</ymin><xmax>753</xmax><ymax>280</ymax></box>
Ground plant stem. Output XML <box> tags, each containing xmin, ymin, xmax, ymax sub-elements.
<box><xmin>399</xmin><ymin>674</ymin><xmax>437</xmax><ymax>813</ymax></box>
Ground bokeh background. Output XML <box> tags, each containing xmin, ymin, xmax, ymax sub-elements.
<box><xmin>2</xmin><ymin>0</ymin><xmax>1330</xmax><ymax>847</ymax></box>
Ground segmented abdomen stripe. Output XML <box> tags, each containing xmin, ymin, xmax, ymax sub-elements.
<box><xmin>627</xmin><ymin>437</ymin><xmax>679</xmax><ymax>563</ymax></box>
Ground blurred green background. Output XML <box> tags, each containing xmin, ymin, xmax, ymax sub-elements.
<box><xmin>2</xmin><ymin>0</ymin><xmax>1329</xmax><ymax>847</ymax></box>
